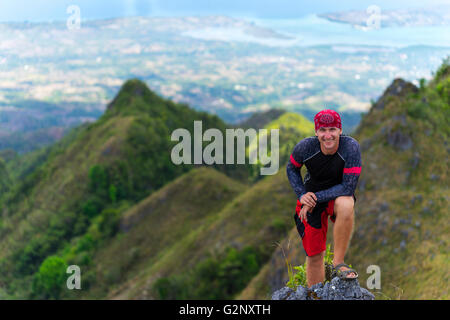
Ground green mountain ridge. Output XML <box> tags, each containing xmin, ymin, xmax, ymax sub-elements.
<box><xmin>235</xmin><ymin>108</ymin><xmax>287</xmax><ymax>130</ymax></box>
<box><xmin>107</xmin><ymin>165</ymin><xmax>297</xmax><ymax>300</ymax></box>
<box><xmin>0</xmin><ymin>78</ymin><xmax>250</xmax><ymax>298</ymax></box>
<box><xmin>78</xmin><ymin>167</ymin><xmax>248</xmax><ymax>299</ymax></box>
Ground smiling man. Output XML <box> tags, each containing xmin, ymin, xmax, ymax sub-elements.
<box><xmin>286</xmin><ymin>109</ymin><xmax>362</xmax><ymax>287</ymax></box>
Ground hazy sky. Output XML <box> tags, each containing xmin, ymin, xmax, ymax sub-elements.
<box><xmin>0</xmin><ymin>0</ymin><xmax>449</xmax><ymax>22</ymax></box>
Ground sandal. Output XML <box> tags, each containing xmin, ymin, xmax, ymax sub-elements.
<box><xmin>332</xmin><ymin>263</ymin><xmax>359</xmax><ymax>280</ymax></box>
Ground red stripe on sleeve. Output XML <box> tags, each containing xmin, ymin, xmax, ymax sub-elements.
<box><xmin>343</xmin><ymin>167</ymin><xmax>361</xmax><ymax>175</ymax></box>
<box><xmin>290</xmin><ymin>154</ymin><xmax>302</xmax><ymax>168</ymax></box>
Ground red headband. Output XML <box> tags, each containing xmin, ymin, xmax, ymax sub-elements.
<box><xmin>314</xmin><ymin>109</ymin><xmax>342</xmax><ymax>131</ymax></box>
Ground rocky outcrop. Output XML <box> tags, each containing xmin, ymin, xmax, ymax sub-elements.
<box><xmin>373</xmin><ymin>78</ymin><xmax>418</xmax><ymax>111</ymax></box>
<box><xmin>271</xmin><ymin>277</ymin><xmax>375</xmax><ymax>300</ymax></box>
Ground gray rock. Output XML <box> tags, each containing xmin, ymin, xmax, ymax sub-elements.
<box><xmin>360</xmin><ymin>139</ymin><xmax>372</xmax><ymax>152</ymax></box>
<box><xmin>272</xmin><ymin>277</ymin><xmax>375</xmax><ymax>300</ymax></box>
<box><xmin>387</xmin><ymin>128</ymin><xmax>413</xmax><ymax>151</ymax></box>
<box><xmin>358</xmin><ymin>179</ymin><xmax>366</xmax><ymax>192</ymax></box>
<box><xmin>296</xmin><ymin>285</ymin><xmax>308</xmax><ymax>299</ymax></box>
<box><xmin>400</xmin><ymin>240</ymin><xmax>407</xmax><ymax>250</ymax></box>
<box><xmin>373</xmin><ymin>78</ymin><xmax>419</xmax><ymax>111</ymax></box>
<box><xmin>411</xmin><ymin>194</ymin><xmax>423</xmax><ymax>205</ymax></box>
<box><xmin>380</xmin><ymin>202</ymin><xmax>389</xmax><ymax>211</ymax></box>
<box><xmin>287</xmin><ymin>285</ymin><xmax>307</xmax><ymax>300</ymax></box>
<box><xmin>271</xmin><ymin>286</ymin><xmax>294</xmax><ymax>300</ymax></box>
<box><xmin>401</xmin><ymin>229</ymin><xmax>410</xmax><ymax>239</ymax></box>
<box><xmin>410</xmin><ymin>152</ymin><xmax>420</xmax><ymax>170</ymax></box>
<box><xmin>392</xmin><ymin>114</ymin><xmax>407</xmax><ymax>126</ymax></box>
<box><xmin>353</xmin><ymin>287</ymin><xmax>362</xmax><ymax>299</ymax></box>
<box><xmin>430</xmin><ymin>174</ymin><xmax>439</xmax><ymax>181</ymax></box>
<box><xmin>361</xmin><ymin>288</ymin><xmax>375</xmax><ymax>300</ymax></box>
<box><xmin>322</xmin><ymin>282</ymin><xmax>330</xmax><ymax>300</ymax></box>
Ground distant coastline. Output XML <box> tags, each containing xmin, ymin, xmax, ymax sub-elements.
<box><xmin>318</xmin><ymin>6</ymin><xmax>450</xmax><ymax>28</ymax></box>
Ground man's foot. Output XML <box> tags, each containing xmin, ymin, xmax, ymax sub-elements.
<box><xmin>332</xmin><ymin>263</ymin><xmax>358</xmax><ymax>280</ymax></box>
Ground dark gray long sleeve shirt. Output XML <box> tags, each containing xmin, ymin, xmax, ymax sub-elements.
<box><xmin>286</xmin><ymin>135</ymin><xmax>362</xmax><ymax>203</ymax></box>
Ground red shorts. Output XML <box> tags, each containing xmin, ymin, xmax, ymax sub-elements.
<box><xmin>294</xmin><ymin>195</ymin><xmax>356</xmax><ymax>257</ymax></box>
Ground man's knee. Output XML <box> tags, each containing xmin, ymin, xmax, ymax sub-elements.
<box><xmin>306</xmin><ymin>251</ymin><xmax>325</xmax><ymax>264</ymax></box>
<box><xmin>334</xmin><ymin>196</ymin><xmax>354</xmax><ymax>219</ymax></box>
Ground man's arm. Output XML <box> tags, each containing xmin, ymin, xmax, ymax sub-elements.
<box><xmin>286</xmin><ymin>142</ymin><xmax>307</xmax><ymax>200</ymax></box>
<box><xmin>314</xmin><ymin>139</ymin><xmax>362</xmax><ymax>203</ymax></box>
<box><xmin>286</xmin><ymin>161</ymin><xmax>306</xmax><ymax>200</ymax></box>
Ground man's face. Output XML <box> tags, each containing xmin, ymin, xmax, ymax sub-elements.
<box><xmin>315</xmin><ymin>126</ymin><xmax>342</xmax><ymax>153</ymax></box>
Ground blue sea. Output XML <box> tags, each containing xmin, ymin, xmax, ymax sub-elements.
<box><xmin>248</xmin><ymin>14</ymin><xmax>450</xmax><ymax>48</ymax></box>
<box><xmin>183</xmin><ymin>13</ymin><xmax>450</xmax><ymax>48</ymax></box>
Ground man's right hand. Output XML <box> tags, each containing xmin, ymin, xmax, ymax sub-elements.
<box><xmin>300</xmin><ymin>192</ymin><xmax>317</xmax><ymax>209</ymax></box>
<box><xmin>299</xmin><ymin>204</ymin><xmax>314</xmax><ymax>223</ymax></box>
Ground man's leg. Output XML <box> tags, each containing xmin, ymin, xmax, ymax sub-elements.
<box><xmin>306</xmin><ymin>251</ymin><xmax>325</xmax><ymax>287</ymax></box>
<box><xmin>332</xmin><ymin>196</ymin><xmax>356</xmax><ymax>278</ymax></box>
